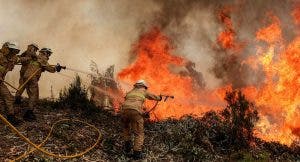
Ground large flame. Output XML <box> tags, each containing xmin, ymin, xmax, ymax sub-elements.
<box><xmin>118</xmin><ymin>28</ymin><xmax>224</xmax><ymax>119</ymax></box>
<box><xmin>217</xmin><ymin>6</ymin><xmax>244</xmax><ymax>53</ymax></box>
<box><xmin>117</xmin><ymin>7</ymin><xmax>300</xmax><ymax>145</ymax></box>
<box><xmin>243</xmin><ymin>13</ymin><xmax>300</xmax><ymax>145</ymax></box>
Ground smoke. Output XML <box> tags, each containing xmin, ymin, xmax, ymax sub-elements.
<box><xmin>149</xmin><ymin>0</ymin><xmax>297</xmax><ymax>89</ymax></box>
<box><xmin>0</xmin><ymin>0</ymin><xmax>298</xmax><ymax>97</ymax></box>
<box><xmin>1</xmin><ymin>0</ymin><xmax>159</xmax><ymax>97</ymax></box>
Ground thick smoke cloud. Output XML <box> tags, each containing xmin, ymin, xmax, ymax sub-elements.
<box><xmin>151</xmin><ymin>0</ymin><xmax>297</xmax><ymax>88</ymax></box>
<box><xmin>0</xmin><ymin>0</ymin><xmax>297</xmax><ymax>97</ymax></box>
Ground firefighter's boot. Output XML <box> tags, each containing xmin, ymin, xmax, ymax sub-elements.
<box><xmin>15</xmin><ymin>96</ymin><xmax>22</xmax><ymax>104</ymax></box>
<box><xmin>132</xmin><ymin>151</ymin><xmax>145</xmax><ymax>160</ymax></box>
<box><xmin>7</xmin><ymin>114</ymin><xmax>22</xmax><ymax>125</ymax></box>
<box><xmin>124</xmin><ymin>141</ymin><xmax>132</xmax><ymax>155</ymax></box>
<box><xmin>23</xmin><ymin>110</ymin><xmax>36</xmax><ymax>122</ymax></box>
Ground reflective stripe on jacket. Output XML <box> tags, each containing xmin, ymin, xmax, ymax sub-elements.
<box><xmin>122</xmin><ymin>87</ymin><xmax>161</xmax><ymax>114</ymax></box>
<box><xmin>30</xmin><ymin>60</ymin><xmax>40</xmax><ymax>66</ymax></box>
<box><xmin>0</xmin><ymin>65</ymin><xmax>5</xmax><ymax>73</ymax></box>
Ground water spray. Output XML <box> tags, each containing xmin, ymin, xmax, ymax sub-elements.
<box><xmin>56</xmin><ymin>73</ymin><xmax>124</xmax><ymax>102</ymax></box>
<box><xmin>66</xmin><ymin>67</ymin><xmax>94</xmax><ymax>76</ymax></box>
<box><xmin>65</xmin><ymin>67</ymin><xmax>132</xmax><ymax>87</ymax></box>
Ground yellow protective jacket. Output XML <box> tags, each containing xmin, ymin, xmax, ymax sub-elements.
<box><xmin>23</xmin><ymin>54</ymin><xmax>56</xmax><ymax>81</ymax></box>
<box><xmin>20</xmin><ymin>50</ymin><xmax>37</xmax><ymax>77</ymax></box>
<box><xmin>0</xmin><ymin>51</ymin><xmax>30</xmax><ymax>79</ymax></box>
<box><xmin>122</xmin><ymin>87</ymin><xmax>161</xmax><ymax>114</ymax></box>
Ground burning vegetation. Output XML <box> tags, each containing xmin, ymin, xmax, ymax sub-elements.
<box><xmin>113</xmin><ymin>3</ymin><xmax>300</xmax><ymax>147</ymax></box>
<box><xmin>85</xmin><ymin>20</ymin><xmax>300</xmax><ymax>159</ymax></box>
<box><xmin>1</xmin><ymin>0</ymin><xmax>300</xmax><ymax>161</ymax></box>
<box><xmin>2</xmin><ymin>77</ymin><xmax>297</xmax><ymax>161</ymax></box>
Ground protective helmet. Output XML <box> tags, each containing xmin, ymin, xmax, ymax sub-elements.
<box><xmin>3</xmin><ymin>42</ymin><xmax>20</xmax><ymax>53</ymax></box>
<box><xmin>2</xmin><ymin>42</ymin><xmax>10</xmax><ymax>48</ymax></box>
<box><xmin>29</xmin><ymin>43</ymin><xmax>39</xmax><ymax>50</ymax></box>
<box><xmin>40</xmin><ymin>48</ymin><xmax>52</xmax><ymax>55</ymax></box>
<box><xmin>134</xmin><ymin>80</ymin><xmax>148</xmax><ymax>89</ymax></box>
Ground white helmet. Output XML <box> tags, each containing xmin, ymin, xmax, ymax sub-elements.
<box><xmin>3</xmin><ymin>42</ymin><xmax>20</xmax><ymax>53</ymax></box>
<box><xmin>134</xmin><ymin>79</ymin><xmax>148</xmax><ymax>88</ymax></box>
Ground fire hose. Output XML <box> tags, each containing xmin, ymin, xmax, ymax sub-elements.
<box><xmin>0</xmin><ymin>78</ymin><xmax>19</xmax><ymax>91</ymax></box>
<box><xmin>0</xmin><ymin>113</ymin><xmax>102</xmax><ymax>162</ymax></box>
<box><xmin>0</xmin><ymin>66</ymin><xmax>101</xmax><ymax>161</ymax></box>
<box><xmin>18</xmin><ymin>64</ymin><xmax>66</xmax><ymax>93</ymax></box>
<box><xmin>1</xmin><ymin>66</ymin><xmax>61</xmax><ymax>93</ymax></box>
<box><xmin>0</xmin><ymin>69</ymin><xmax>41</xmax><ymax>93</ymax></box>
<box><xmin>146</xmin><ymin>95</ymin><xmax>175</xmax><ymax>114</ymax></box>
<box><xmin>17</xmin><ymin>68</ymin><xmax>41</xmax><ymax>92</ymax></box>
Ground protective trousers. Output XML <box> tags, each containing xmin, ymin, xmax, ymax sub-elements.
<box><xmin>0</xmin><ymin>82</ymin><xmax>14</xmax><ymax>115</ymax></box>
<box><xmin>15</xmin><ymin>77</ymin><xmax>25</xmax><ymax>98</ymax></box>
<box><xmin>122</xmin><ymin>109</ymin><xmax>144</xmax><ymax>151</ymax></box>
<box><xmin>25</xmin><ymin>79</ymin><xmax>39</xmax><ymax>111</ymax></box>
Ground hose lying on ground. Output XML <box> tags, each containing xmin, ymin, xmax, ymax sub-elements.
<box><xmin>0</xmin><ymin>114</ymin><xmax>102</xmax><ymax>162</ymax></box>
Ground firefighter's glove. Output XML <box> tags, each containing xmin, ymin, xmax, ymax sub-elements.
<box><xmin>55</xmin><ymin>63</ymin><xmax>62</xmax><ymax>72</ymax></box>
<box><xmin>41</xmin><ymin>65</ymin><xmax>46</xmax><ymax>72</ymax></box>
<box><xmin>158</xmin><ymin>95</ymin><xmax>163</xmax><ymax>101</ymax></box>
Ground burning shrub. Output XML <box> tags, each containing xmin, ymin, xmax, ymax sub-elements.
<box><xmin>89</xmin><ymin>61</ymin><xmax>123</xmax><ymax>111</ymax></box>
<box><xmin>194</xmin><ymin>90</ymin><xmax>259</xmax><ymax>154</ymax></box>
<box><xmin>25</xmin><ymin>87</ymin><xmax>299</xmax><ymax>161</ymax></box>
<box><xmin>221</xmin><ymin>90</ymin><xmax>259</xmax><ymax>149</ymax></box>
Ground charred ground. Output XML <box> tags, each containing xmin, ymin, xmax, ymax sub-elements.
<box><xmin>0</xmin><ymin>76</ymin><xmax>299</xmax><ymax>161</ymax></box>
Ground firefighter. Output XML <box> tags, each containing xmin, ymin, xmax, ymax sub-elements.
<box><xmin>15</xmin><ymin>43</ymin><xmax>39</xmax><ymax>104</ymax></box>
<box><xmin>121</xmin><ymin>80</ymin><xmax>162</xmax><ymax>160</ymax></box>
<box><xmin>20</xmin><ymin>48</ymin><xmax>64</xmax><ymax>121</ymax></box>
<box><xmin>0</xmin><ymin>42</ymin><xmax>29</xmax><ymax>125</ymax></box>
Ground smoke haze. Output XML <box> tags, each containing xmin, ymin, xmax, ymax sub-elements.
<box><xmin>1</xmin><ymin>0</ymin><xmax>159</xmax><ymax>97</ymax></box>
<box><xmin>0</xmin><ymin>0</ymin><xmax>297</xmax><ymax>97</ymax></box>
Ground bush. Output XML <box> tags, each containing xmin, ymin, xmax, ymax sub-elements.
<box><xmin>58</xmin><ymin>75</ymin><xmax>88</xmax><ymax>107</ymax></box>
<box><xmin>222</xmin><ymin>90</ymin><xmax>259</xmax><ymax>149</ymax></box>
<box><xmin>55</xmin><ymin>75</ymin><xmax>99</xmax><ymax>116</ymax></box>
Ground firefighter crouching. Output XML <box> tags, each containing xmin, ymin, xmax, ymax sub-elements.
<box><xmin>120</xmin><ymin>80</ymin><xmax>162</xmax><ymax>160</ymax></box>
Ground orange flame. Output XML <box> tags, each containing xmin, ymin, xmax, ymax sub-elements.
<box><xmin>256</xmin><ymin>14</ymin><xmax>282</xmax><ymax>44</ymax></box>
<box><xmin>117</xmin><ymin>7</ymin><xmax>300</xmax><ymax>146</ymax></box>
<box><xmin>292</xmin><ymin>3</ymin><xmax>300</xmax><ymax>25</ymax></box>
<box><xmin>248</xmin><ymin>14</ymin><xmax>300</xmax><ymax>145</ymax></box>
<box><xmin>118</xmin><ymin>27</ymin><xmax>223</xmax><ymax>119</ymax></box>
<box><xmin>217</xmin><ymin>7</ymin><xmax>244</xmax><ymax>52</ymax></box>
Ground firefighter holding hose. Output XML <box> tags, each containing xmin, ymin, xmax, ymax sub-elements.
<box><xmin>0</xmin><ymin>42</ymin><xmax>32</xmax><ymax>125</ymax></box>
<box><xmin>121</xmin><ymin>80</ymin><xmax>162</xmax><ymax>160</ymax></box>
<box><xmin>18</xmin><ymin>48</ymin><xmax>65</xmax><ymax>121</ymax></box>
<box><xmin>15</xmin><ymin>43</ymin><xmax>39</xmax><ymax>104</ymax></box>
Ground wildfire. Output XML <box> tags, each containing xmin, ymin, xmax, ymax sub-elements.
<box><xmin>247</xmin><ymin>12</ymin><xmax>300</xmax><ymax>145</ymax></box>
<box><xmin>118</xmin><ymin>27</ymin><xmax>223</xmax><ymax>119</ymax></box>
<box><xmin>215</xmin><ymin>7</ymin><xmax>300</xmax><ymax>145</ymax></box>
<box><xmin>292</xmin><ymin>3</ymin><xmax>300</xmax><ymax>25</ymax></box>
<box><xmin>256</xmin><ymin>14</ymin><xmax>282</xmax><ymax>44</ymax></box>
<box><xmin>117</xmin><ymin>6</ymin><xmax>300</xmax><ymax>146</ymax></box>
<box><xmin>217</xmin><ymin>6</ymin><xmax>244</xmax><ymax>53</ymax></box>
